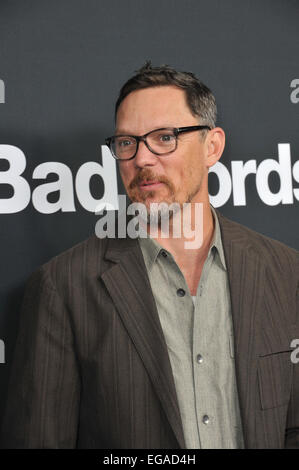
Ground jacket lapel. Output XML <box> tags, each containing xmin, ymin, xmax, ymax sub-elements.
<box><xmin>216</xmin><ymin>210</ymin><xmax>266</xmax><ymax>448</ymax></box>
<box><xmin>100</xmin><ymin>234</ymin><xmax>186</xmax><ymax>449</ymax></box>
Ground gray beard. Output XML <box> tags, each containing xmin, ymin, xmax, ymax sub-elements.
<box><xmin>130</xmin><ymin>179</ymin><xmax>202</xmax><ymax>229</ymax></box>
<box><xmin>143</xmin><ymin>201</ymin><xmax>181</xmax><ymax>226</ymax></box>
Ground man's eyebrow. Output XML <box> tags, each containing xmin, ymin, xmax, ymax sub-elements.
<box><xmin>115</xmin><ymin>126</ymin><xmax>176</xmax><ymax>135</ymax></box>
<box><xmin>114</xmin><ymin>129</ymin><xmax>132</xmax><ymax>135</ymax></box>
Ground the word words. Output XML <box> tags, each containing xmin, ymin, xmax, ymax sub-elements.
<box><xmin>210</xmin><ymin>143</ymin><xmax>298</xmax><ymax>207</ymax></box>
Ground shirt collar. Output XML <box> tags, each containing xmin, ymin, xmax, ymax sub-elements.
<box><xmin>138</xmin><ymin>203</ymin><xmax>227</xmax><ymax>273</ymax></box>
<box><xmin>138</xmin><ymin>230</ymin><xmax>163</xmax><ymax>273</ymax></box>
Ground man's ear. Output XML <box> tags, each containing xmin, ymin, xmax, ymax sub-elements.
<box><xmin>205</xmin><ymin>127</ymin><xmax>225</xmax><ymax>168</ymax></box>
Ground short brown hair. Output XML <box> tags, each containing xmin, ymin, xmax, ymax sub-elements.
<box><xmin>115</xmin><ymin>61</ymin><xmax>217</xmax><ymax>129</ymax></box>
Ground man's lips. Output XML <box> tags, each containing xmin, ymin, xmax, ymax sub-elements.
<box><xmin>138</xmin><ymin>181</ymin><xmax>164</xmax><ymax>190</ymax></box>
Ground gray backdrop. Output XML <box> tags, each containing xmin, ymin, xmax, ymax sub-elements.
<box><xmin>0</xmin><ymin>0</ymin><xmax>298</xmax><ymax>426</ymax></box>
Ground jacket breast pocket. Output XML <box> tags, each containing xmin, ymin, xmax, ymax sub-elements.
<box><xmin>257</xmin><ymin>350</ymin><xmax>293</xmax><ymax>410</ymax></box>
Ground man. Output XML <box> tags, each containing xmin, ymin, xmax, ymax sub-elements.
<box><xmin>1</xmin><ymin>63</ymin><xmax>298</xmax><ymax>449</ymax></box>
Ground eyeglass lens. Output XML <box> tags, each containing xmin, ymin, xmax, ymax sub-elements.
<box><xmin>112</xmin><ymin>128</ymin><xmax>177</xmax><ymax>159</ymax></box>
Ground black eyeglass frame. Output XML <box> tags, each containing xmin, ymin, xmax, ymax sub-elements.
<box><xmin>105</xmin><ymin>125</ymin><xmax>211</xmax><ymax>161</ymax></box>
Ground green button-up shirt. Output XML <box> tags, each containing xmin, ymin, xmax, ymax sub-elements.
<box><xmin>138</xmin><ymin>205</ymin><xmax>245</xmax><ymax>449</ymax></box>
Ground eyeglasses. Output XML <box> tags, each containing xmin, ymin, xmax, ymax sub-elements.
<box><xmin>105</xmin><ymin>125</ymin><xmax>211</xmax><ymax>161</ymax></box>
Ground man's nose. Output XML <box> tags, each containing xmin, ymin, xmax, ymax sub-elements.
<box><xmin>133</xmin><ymin>140</ymin><xmax>158</xmax><ymax>168</ymax></box>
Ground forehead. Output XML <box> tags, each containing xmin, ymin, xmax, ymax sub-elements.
<box><xmin>116</xmin><ymin>85</ymin><xmax>195</xmax><ymax>133</ymax></box>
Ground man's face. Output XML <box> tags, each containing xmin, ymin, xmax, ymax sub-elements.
<box><xmin>115</xmin><ymin>85</ymin><xmax>209</xmax><ymax>214</ymax></box>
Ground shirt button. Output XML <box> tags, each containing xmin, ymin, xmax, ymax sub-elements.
<box><xmin>202</xmin><ymin>415</ymin><xmax>210</xmax><ymax>425</ymax></box>
<box><xmin>161</xmin><ymin>250</ymin><xmax>167</xmax><ymax>258</ymax></box>
<box><xmin>196</xmin><ymin>354</ymin><xmax>203</xmax><ymax>364</ymax></box>
<box><xmin>177</xmin><ymin>288</ymin><xmax>185</xmax><ymax>297</ymax></box>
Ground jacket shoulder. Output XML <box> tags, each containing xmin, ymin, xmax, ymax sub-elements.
<box><xmin>216</xmin><ymin>209</ymin><xmax>299</xmax><ymax>273</ymax></box>
<box><xmin>27</xmin><ymin>234</ymin><xmax>109</xmax><ymax>293</ymax></box>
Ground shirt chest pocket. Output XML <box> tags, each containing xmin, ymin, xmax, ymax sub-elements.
<box><xmin>257</xmin><ymin>350</ymin><xmax>293</xmax><ymax>410</ymax></box>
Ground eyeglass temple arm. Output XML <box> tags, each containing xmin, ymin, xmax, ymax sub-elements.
<box><xmin>176</xmin><ymin>125</ymin><xmax>211</xmax><ymax>135</ymax></box>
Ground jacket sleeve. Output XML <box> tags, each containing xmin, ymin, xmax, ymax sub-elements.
<box><xmin>0</xmin><ymin>266</ymin><xmax>81</xmax><ymax>448</ymax></box>
<box><xmin>285</xmin><ymin>262</ymin><xmax>299</xmax><ymax>449</ymax></box>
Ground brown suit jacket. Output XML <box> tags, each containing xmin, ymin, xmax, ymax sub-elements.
<box><xmin>0</xmin><ymin>209</ymin><xmax>298</xmax><ymax>448</ymax></box>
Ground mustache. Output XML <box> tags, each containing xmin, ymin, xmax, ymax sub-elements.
<box><xmin>128</xmin><ymin>169</ymin><xmax>171</xmax><ymax>190</ymax></box>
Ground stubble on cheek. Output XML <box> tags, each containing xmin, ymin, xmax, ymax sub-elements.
<box><xmin>182</xmin><ymin>160</ymin><xmax>204</xmax><ymax>203</ymax></box>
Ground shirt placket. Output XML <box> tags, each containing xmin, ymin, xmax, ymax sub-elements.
<box><xmin>156</xmin><ymin>252</ymin><xmax>201</xmax><ymax>448</ymax></box>
<box><xmin>192</xmin><ymin>248</ymin><xmax>218</xmax><ymax>447</ymax></box>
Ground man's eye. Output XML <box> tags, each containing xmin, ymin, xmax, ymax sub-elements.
<box><xmin>160</xmin><ymin>134</ymin><xmax>174</xmax><ymax>142</ymax></box>
<box><xmin>118</xmin><ymin>139</ymin><xmax>133</xmax><ymax>147</ymax></box>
